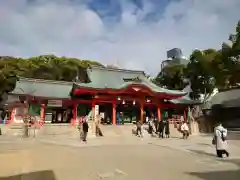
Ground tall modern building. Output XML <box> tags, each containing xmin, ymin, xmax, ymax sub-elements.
<box><xmin>167</xmin><ymin>48</ymin><xmax>183</xmax><ymax>59</ymax></box>
<box><xmin>161</xmin><ymin>48</ymin><xmax>188</xmax><ymax>71</ymax></box>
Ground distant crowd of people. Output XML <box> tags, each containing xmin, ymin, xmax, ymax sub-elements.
<box><xmin>134</xmin><ymin>114</ymin><xmax>190</xmax><ymax>140</ymax></box>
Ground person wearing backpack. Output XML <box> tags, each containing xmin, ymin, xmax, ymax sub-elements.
<box><xmin>213</xmin><ymin>122</ymin><xmax>229</xmax><ymax>158</ymax></box>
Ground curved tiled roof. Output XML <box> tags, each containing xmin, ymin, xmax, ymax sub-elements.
<box><xmin>74</xmin><ymin>66</ymin><xmax>186</xmax><ymax>97</ymax></box>
<box><xmin>10</xmin><ymin>77</ymin><xmax>73</xmax><ymax>99</ymax></box>
<box><xmin>169</xmin><ymin>95</ymin><xmax>200</xmax><ymax>105</ymax></box>
<box><xmin>203</xmin><ymin>88</ymin><xmax>240</xmax><ymax>109</ymax></box>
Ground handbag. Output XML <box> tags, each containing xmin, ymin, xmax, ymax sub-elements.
<box><xmin>212</xmin><ymin>136</ymin><xmax>216</xmax><ymax>145</ymax></box>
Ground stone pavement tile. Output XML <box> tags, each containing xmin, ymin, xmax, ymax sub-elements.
<box><xmin>34</xmin><ymin>135</ymin><xmax>144</xmax><ymax>148</ymax></box>
<box><xmin>147</xmin><ymin>136</ymin><xmax>240</xmax><ymax>159</ymax></box>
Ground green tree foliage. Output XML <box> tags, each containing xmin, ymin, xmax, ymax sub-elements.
<box><xmin>185</xmin><ymin>49</ymin><xmax>217</xmax><ymax>99</ymax></box>
<box><xmin>154</xmin><ymin>64</ymin><xmax>185</xmax><ymax>90</ymax></box>
<box><xmin>154</xmin><ymin>21</ymin><xmax>240</xmax><ymax>100</ymax></box>
<box><xmin>0</xmin><ymin>55</ymin><xmax>103</xmax><ymax>94</ymax></box>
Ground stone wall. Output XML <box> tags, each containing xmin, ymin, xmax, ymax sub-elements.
<box><xmin>0</xmin><ymin>121</ymin><xmax>209</xmax><ymax>138</ymax></box>
<box><xmin>0</xmin><ymin>124</ymin><xmax>78</xmax><ymax>138</ymax></box>
<box><xmin>196</xmin><ymin>116</ymin><xmax>214</xmax><ymax>133</ymax></box>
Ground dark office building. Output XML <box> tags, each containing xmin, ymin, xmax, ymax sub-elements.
<box><xmin>167</xmin><ymin>48</ymin><xmax>183</xmax><ymax>59</ymax></box>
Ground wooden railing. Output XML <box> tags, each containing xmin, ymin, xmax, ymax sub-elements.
<box><xmin>168</xmin><ymin>118</ymin><xmax>182</xmax><ymax>124</ymax></box>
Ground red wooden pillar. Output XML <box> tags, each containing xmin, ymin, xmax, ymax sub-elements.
<box><xmin>140</xmin><ymin>102</ymin><xmax>144</xmax><ymax>123</ymax></box>
<box><xmin>184</xmin><ymin>108</ymin><xmax>187</xmax><ymax>122</ymax></box>
<box><xmin>157</xmin><ymin>105</ymin><xmax>161</xmax><ymax>121</ymax></box>
<box><xmin>112</xmin><ymin>103</ymin><xmax>116</xmax><ymax>125</ymax></box>
<box><xmin>92</xmin><ymin>102</ymin><xmax>95</xmax><ymax>121</ymax></box>
<box><xmin>40</xmin><ymin>104</ymin><xmax>46</xmax><ymax>125</ymax></box>
<box><xmin>10</xmin><ymin>107</ymin><xmax>15</xmax><ymax>124</ymax></box>
<box><xmin>73</xmin><ymin>103</ymin><xmax>77</xmax><ymax>125</ymax></box>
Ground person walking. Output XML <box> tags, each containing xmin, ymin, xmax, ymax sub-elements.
<box><xmin>181</xmin><ymin>122</ymin><xmax>189</xmax><ymax>139</ymax></box>
<box><xmin>213</xmin><ymin>122</ymin><xmax>229</xmax><ymax>158</ymax></box>
<box><xmin>148</xmin><ymin>117</ymin><xmax>153</xmax><ymax>134</ymax></box>
<box><xmin>78</xmin><ymin>118</ymin><xmax>83</xmax><ymax>140</ymax></box>
<box><xmin>165</xmin><ymin>120</ymin><xmax>170</xmax><ymax>138</ymax></box>
<box><xmin>95</xmin><ymin>114</ymin><xmax>103</xmax><ymax>136</ymax></box>
<box><xmin>146</xmin><ymin>116</ymin><xmax>149</xmax><ymax>124</ymax></box>
<box><xmin>148</xmin><ymin>117</ymin><xmax>156</xmax><ymax>137</ymax></box>
<box><xmin>136</xmin><ymin>120</ymin><xmax>143</xmax><ymax>137</ymax></box>
<box><xmin>82</xmin><ymin>119</ymin><xmax>89</xmax><ymax>142</ymax></box>
<box><xmin>158</xmin><ymin>120</ymin><xmax>165</xmax><ymax>138</ymax></box>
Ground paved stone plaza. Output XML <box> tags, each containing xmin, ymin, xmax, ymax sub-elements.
<box><xmin>0</xmin><ymin>134</ymin><xmax>240</xmax><ymax>180</ymax></box>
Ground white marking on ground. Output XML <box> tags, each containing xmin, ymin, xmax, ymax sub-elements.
<box><xmin>97</xmin><ymin>169</ymin><xmax>127</xmax><ymax>179</ymax></box>
<box><xmin>97</xmin><ymin>172</ymin><xmax>115</xmax><ymax>179</ymax></box>
<box><xmin>115</xmin><ymin>169</ymin><xmax>128</xmax><ymax>176</ymax></box>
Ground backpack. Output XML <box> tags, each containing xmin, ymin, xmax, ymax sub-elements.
<box><xmin>221</xmin><ymin>131</ymin><xmax>226</xmax><ymax>141</ymax></box>
<box><xmin>217</xmin><ymin>129</ymin><xmax>226</xmax><ymax>141</ymax></box>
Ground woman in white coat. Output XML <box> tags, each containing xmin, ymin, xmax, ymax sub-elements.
<box><xmin>213</xmin><ymin>122</ymin><xmax>229</xmax><ymax>158</ymax></box>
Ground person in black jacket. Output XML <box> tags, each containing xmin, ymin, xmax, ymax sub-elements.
<box><xmin>82</xmin><ymin>120</ymin><xmax>89</xmax><ymax>142</ymax></box>
<box><xmin>165</xmin><ymin>120</ymin><xmax>170</xmax><ymax>138</ymax></box>
<box><xmin>158</xmin><ymin>120</ymin><xmax>165</xmax><ymax>138</ymax></box>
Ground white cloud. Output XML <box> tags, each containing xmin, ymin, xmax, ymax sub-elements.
<box><xmin>0</xmin><ymin>0</ymin><xmax>239</xmax><ymax>75</ymax></box>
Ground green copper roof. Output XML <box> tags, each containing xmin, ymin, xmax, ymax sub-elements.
<box><xmin>75</xmin><ymin>66</ymin><xmax>186</xmax><ymax>96</ymax></box>
<box><xmin>203</xmin><ymin>88</ymin><xmax>240</xmax><ymax>109</ymax></box>
<box><xmin>10</xmin><ymin>78</ymin><xmax>72</xmax><ymax>99</ymax></box>
<box><xmin>170</xmin><ymin>95</ymin><xmax>200</xmax><ymax>105</ymax></box>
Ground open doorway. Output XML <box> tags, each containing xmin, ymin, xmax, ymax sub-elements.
<box><xmin>76</xmin><ymin>104</ymin><xmax>91</xmax><ymax>119</ymax></box>
<box><xmin>144</xmin><ymin>105</ymin><xmax>157</xmax><ymax>122</ymax></box>
<box><xmin>99</xmin><ymin>103</ymin><xmax>112</xmax><ymax>124</ymax></box>
<box><xmin>45</xmin><ymin>105</ymin><xmax>73</xmax><ymax>124</ymax></box>
<box><xmin>116</xmin><ymin>102</ymin><xmax>139</xmax><ymax>124</ymax></box>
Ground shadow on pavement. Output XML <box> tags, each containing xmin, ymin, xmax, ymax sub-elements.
<box><xmin>187</xmin><ymin>158</ymin><xmax>240</xmax><ymax>180</ymax></box>
<box><xmin>169</xmin><ymin>136</ymin><xmax>182</xmax><ymax>139</ymax></box>
<box><xmin>188</xmin><ymin>170</ymin><xmax>240</xmax><ymax>180</ymax></box>
<box><xmin>197</xmin><ymin>143</ymin><xmax>213</xmax><ymax>147</ymax></box>
<box><xmin>0</xmin><ymin>170</ymin><xmax>56</xmax><ymax>180</ymax></box>
<box><xmin>189</xmin><ymin>149</ymin><xmax>217</xmax><ymax>158</ymax></box>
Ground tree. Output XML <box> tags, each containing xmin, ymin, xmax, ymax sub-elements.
<box><xmin>184</xmin><ymin>49</ymin><xmax>217</xmax><ymax>100</ymax></box>
<box><xmin>154</xmin><ymin>49</ymin><xmax>218</xmax><ymax>100</ymax></box>
<box><xmin>154</xmin><ymin>64</ymin><xmax>185</xmax><ymax>90</ymax></box>
<box><xmin>0</xmin><ymin>55</ymin><xmax>104</xmax><ymax>93</ymax></box>
<box><xmin>226</xmin><ymin>21</ymin><xmax>240</xmax><ymax>86</ymax></box>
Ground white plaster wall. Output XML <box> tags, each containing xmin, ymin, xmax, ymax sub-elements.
<box><xmin>12</xmin><ymin>107</ymin><xmax>41</xmax><ymax>124</ymax></box>
<box><xmin>13</xmin><ymin>107</ymin><xmax>24</xmax><ymax>123</ymax></box>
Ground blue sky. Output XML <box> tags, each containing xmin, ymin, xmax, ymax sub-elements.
<box><xmin>87</xmin><ymin>0</ymin><xmax>170</xmax><ymax>24</ymax></box>
<box><xmin>0</xmin><ymin>0</ymin><xmax>240</xmax><ymax>75</ymax></box>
